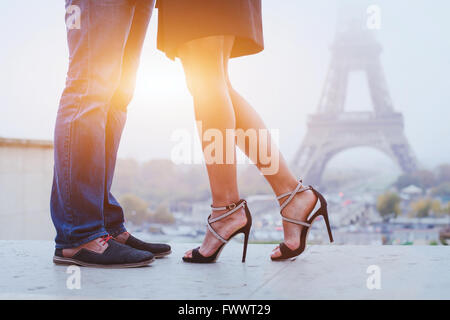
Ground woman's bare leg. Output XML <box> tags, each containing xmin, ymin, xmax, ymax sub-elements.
<box><xmin>178</xmin><ymin>36</ymin><xmax>247</xmax><ymax>258</ymax></box>
<box><xmin>222</xmin><ymin>37</ymin><xmax>317</xmax><ymax>259</ymax></box>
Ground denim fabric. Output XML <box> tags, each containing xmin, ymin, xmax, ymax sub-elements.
<box><xmin>51</xmin><ymin>0</ymin><xmax>154</xmax><ymax>249</ymax></box>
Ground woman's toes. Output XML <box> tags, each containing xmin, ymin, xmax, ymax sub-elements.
<box><xmin>271</xmin><ymin>248</ymin><xmax>281</xmax><ymax>258</ymax></box>
<box><xmin>184</xmin><ymin>250</ymin><xmax>193</xmax><ymax>258</ymax></box>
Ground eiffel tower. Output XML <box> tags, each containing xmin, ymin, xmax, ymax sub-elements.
<box><xmin>292</xmin><ymin>21</ymin><xmax>417</xmax><ymax>186</ymax></box>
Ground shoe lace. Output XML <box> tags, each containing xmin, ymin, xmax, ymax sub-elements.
<box><xmin>99</xmin><ymin>235</ymin><xmax>113</xmax><ymax>246</ymax></box>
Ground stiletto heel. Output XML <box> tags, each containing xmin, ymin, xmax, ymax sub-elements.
<box><xmin>272</xmin><ymin>180</ymin><xmax>333</xmax><ymax>261</ymax></box>
<box><xmin>242</xmin><ymin>226</ymin><xmax>250</xmax><ymax>263</ymax></box>
<box><xmin>322</xmin><ymin>208</ymin><xmax>334</xmax><ymax>243</ymax></box>
<box><xmin>183</xmin><ymin>199</ymin><xmax>252</xmax><ymax>264</ymax></box>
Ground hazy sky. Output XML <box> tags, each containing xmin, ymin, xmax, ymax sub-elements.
<box><xmin>1</xmin><ymin>0</ymin><xmax>449</xmax><ymax>169</ymax></box>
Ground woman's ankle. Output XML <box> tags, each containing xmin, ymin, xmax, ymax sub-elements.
<box><xmin>272</xmin><ymin>178</ymin><xmax>299</xmax><ymax>200</ymax></box>
<box><xmin>210</xmin><ymin>195</ymin><xmax>243</xmax><ymax>219</ymax></box>
<box><xmin>211</xmin><ymin>194</ymin><xmax>241</xmax><ymax>208</ymax></box>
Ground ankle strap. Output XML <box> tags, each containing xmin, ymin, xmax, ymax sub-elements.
<box><xmin>276</xmin><ymin>180</ymin><xmax>304</xmax><ymax>201</ymax></box>
<box><xmin>277</xmin><ymin>180</ymin><xmax>312</xmax><ymax>211</ymax></box>
<box><xmin>209</xmin><ymin>200</ymin><xmax>246</xmax><ymax>223</ymax></box>
<box><xmin>276</xmin><ymin>180</ymin><xmax>312</xmax><ymax>227</ymax></box>
<box><xmin>206</xmin><ymin>199</ymin><xmax>247</xmax><ymax>244</ymax></box>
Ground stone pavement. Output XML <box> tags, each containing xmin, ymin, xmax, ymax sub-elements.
<box><xmin>0</xmin><ymin>241</ymin><xmax>449</xmax><ymax>299</ymax></box>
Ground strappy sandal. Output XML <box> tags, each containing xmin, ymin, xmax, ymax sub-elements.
<box><xmin>182</xmin><ymin>199</ymin><xmax>252</xmax><ymax>263</ymax></box>
<box><xmin>272</xmin><ymin>180</ymin><xmax>333</xmax><ymax>261</ymax></box>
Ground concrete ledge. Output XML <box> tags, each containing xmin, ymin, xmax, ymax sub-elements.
<box><xmin>0</xmin><ymin>241</ymin><xmax>449</xmax><ymax>299</ymax></box>
<box><xmin>0</xmin><ymin>137</ymin><xmax>53</xmax><ymax>149</ymax></box>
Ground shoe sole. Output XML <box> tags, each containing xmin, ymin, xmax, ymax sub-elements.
<box><xmin>153</xmin><ymin>250</ymin><xmax>172</xmax><ymax>259</ymax></box>
<box><xmin>270</xmin><ymin>245</ymin><xmax>311</xmax><ymax>262</ymax></box>
<box><xmin>53</xmin><ymin>256</ymin><xmax>154</xmax><ymax>268</ymax></box>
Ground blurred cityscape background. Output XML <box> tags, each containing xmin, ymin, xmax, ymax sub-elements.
<box><xmin>2</xmin><ymin>138</ymin><xmax>449</xmax><ymax>246</ymax></box>
<box><xmin>0</xmin><ymin>1</ymin><xmax>449</xmax><ymax>246</ymax></box>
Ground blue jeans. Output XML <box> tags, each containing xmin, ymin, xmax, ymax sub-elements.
<box><xmin>51</xmin><ymin>0</ymin><xmax>154</xmax><ymax>249</ymax></box>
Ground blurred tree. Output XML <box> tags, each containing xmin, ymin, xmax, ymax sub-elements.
<box><xmin>113</xmin><ymin>159</ymin><xmax>140</xmax><ymax>196</ymax></box>
<box><xmin>436</xmin><ymin>202</ymin><xmax>450</xmax><ymax>220</ymax></box>
<box><xmin>395</xmin><ymin>169</ymin><xmax>436</xmax><ymax>190</ymax></box>
<box><xmin>172</xmin><ymin>164</ymin><xmax>210</xmax><ymax>202</ymax></box>
<box><xmin>413</xmin><ymin>170</ymin><xmax>436</xmax><ymax>189</ymax></box>
<box><xmin>431</xmin><ymin>200</ymin><xmax>443</xmax><ymax>216</ymax></box>
<box><xmin>431</xmin><ymin>182</ymin><xmax>450</xmax><ymax>199</ymax></box>
<box><xmin>114</xmin><ymin>159</ymin><xmax>211</xmax><ymax>204</ymax></box>
<box><xmin>436</xmin><ymin>164</ymin><xmax>450</xmax><ymax>184</ymax></box>
<box><xmin>376</xmin><ymin>192</ymin><xmax>401</xmax><ymax>220</ymax></box>
<box><xmin>238</xmin><ymin>165</ymin><xmax>271</xmax><ymax>197</ymax></box>
<box><xmin>438</xmin><ymin>202</ymin><xmax>450</xmax><ymax>245</ymax></box>
<box><xmin>443</xmin><ymin>202</ymin><xmax>450</xmax><ymax>214</ymax></box>
<box><xmin>150</xmin><ymin>204</ymin><xmax>175</xmax><ymax>224</ymax></box>
<box><xmin>410</xmin><ymin>198</ymin><xmax>441</xmax><ymax>218</ymax></box>
<box><xmin>139</xmin><ymin>159</ymin><xmax>177</xmax><ymax>202</ymax></box>
<box><xmin>395</xmin><ymin>174</ymin><xmax>420</xmax><ymax>189</ymax></box>
<box><xmin>119</xmin><ymin>193</ymin><xmax>150</xmax><ymax>225</ymax></box>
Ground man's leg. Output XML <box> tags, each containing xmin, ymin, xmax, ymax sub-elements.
<box><xmin>51</xmin><ymin>0</ymin><xmax>137</xmax><ymax>249</ymax></box>
<box><xmin>103</xmin><ymin>0</ymin><xmax>155</xmax><ymax>237</ymax></box>
<box><xmin>101</xmin><ymin>0</ymin><xmax>171</xmax><ymax>258</ymax></box>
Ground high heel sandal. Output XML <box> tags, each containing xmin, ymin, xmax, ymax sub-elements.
<box><xmin>182</xmin><ymin>199</ymin><xmax>252</xmax><ymax>263</ymax></box>
<box><xmin>271</xmin><ymin>180</ymin><xmax>333</xmax><ymax>261</ymax></box>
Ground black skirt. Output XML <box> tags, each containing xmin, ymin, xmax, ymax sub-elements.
<box><xmin>156</xmin><ymin>0</ymin><xmax>264</xmax><ymax>60</ymax></box>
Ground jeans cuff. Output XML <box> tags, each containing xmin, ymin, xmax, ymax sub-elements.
<box><xmin>55</xmin><ymin>230</ymin><xmax>108</xmax><ymax>249</ymax></box>
<box><xmin>106</xmin><ymin>224</ymin><xmax>127</xmax><ymax>237</ymax></box>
